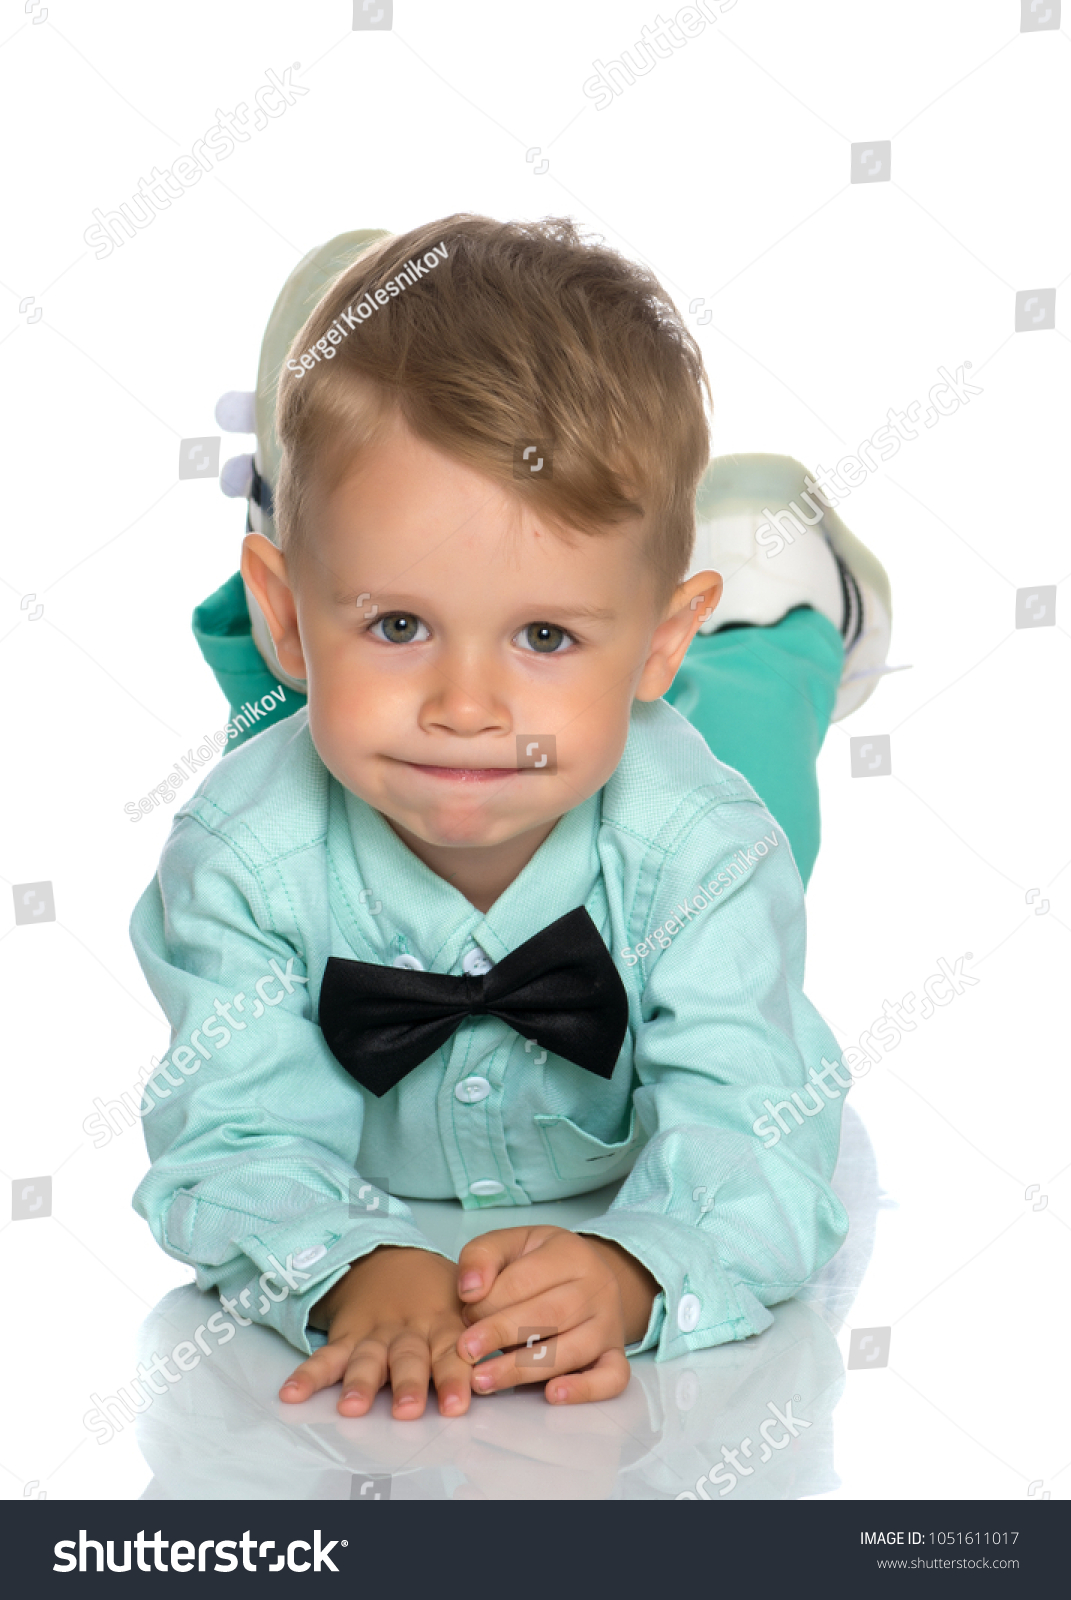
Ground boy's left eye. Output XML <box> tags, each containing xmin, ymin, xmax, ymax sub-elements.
<box><xmin>514</xmin><ymin>623</ymin><xmax>573</xmax><ymax>654</ymax></box>
<box><xmin>370</xmin><ymin>612</ymin><xmax>430</xmax><ymax>645</ymax></box>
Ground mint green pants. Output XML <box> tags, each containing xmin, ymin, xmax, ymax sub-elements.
<box><xmin>194</xmin><ymin>575</ymin><xmax>841</xmax><ymax>889</ymax></box>
<box><xmin>664</xmin><ymin>608</ymin><xmax>843</xmax><ymax>887</ymax></box>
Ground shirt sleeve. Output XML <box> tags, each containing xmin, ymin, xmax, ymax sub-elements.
<box><xmin>128</xmin><ymin>811</ymin><xmax>450</xmax><ymax>1356</ymax></box>
<box><xmin>579</xmin><ymin>798</ymin><xmax>849</xmax><ymax>1361</ymax></box>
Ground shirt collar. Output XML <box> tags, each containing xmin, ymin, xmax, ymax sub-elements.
<box><xmin>336</xmin><ymin>785</ymin><xmax>603</xmax><ymax>971</ymax></box>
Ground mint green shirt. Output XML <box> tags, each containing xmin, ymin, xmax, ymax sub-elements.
<box><xmin>129</xmin><ymin>698</ymin><xmax>848</xmax><ymax>1360</ymax></box>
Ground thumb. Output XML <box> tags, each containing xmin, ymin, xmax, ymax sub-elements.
<box><xmin>456</xmin><ymin>1227</ymin><xmax>531</xmax><ymax>1302</ymax></box>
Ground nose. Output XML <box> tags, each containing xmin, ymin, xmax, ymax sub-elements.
<box><xmin>418</xmin><ymin>654</ymin><xmax>511</xmax><ymax>739</ymax></box>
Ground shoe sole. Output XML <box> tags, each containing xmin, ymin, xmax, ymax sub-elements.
<box><xmin>696</xmin><ymin>453</ymin><xmax>894</xmax><ymax>720</ymax></box>
<box><xmin>697</xmin><ymin>453</ymin><xmax>892</xmax><ymax>623</ymax></box>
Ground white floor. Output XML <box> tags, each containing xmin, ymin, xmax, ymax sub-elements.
<box><xmin>69</xmin><ymin>1119</ymin><xmax>880</xmax><ymax>1502</ymax></box>
<box><xmin>10</xmin><ymin>1096</ymin><xmax>1064</xmax><ymax>1501</ymax></box>
<box><xmin>3</xmin><ymin>0</ymin><xmax>1070</xmax><ymax>1504</ymax></box>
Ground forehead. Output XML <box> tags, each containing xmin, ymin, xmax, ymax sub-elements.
<box><xmin>311</xmin><ymin>422</ymin><xmax>653</xmax><ymax>599</ymax></box>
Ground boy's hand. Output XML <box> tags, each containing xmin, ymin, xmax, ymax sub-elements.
<box><xmin>279</xmin><ymin>1246</ymin><xmax>472</xmax><ymax>1420</ymax></box>
<box><xmin>455</xmin><ymin>1227</ymin><xmax>659</xmax><ymax>1404</ymax></box>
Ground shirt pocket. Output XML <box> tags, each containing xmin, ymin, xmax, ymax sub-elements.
<box><xmin>533</xmin><ymin>1104</ymin><xmax>646</xmax><ymax>1191</ymax></box>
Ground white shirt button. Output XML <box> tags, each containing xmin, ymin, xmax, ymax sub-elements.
<box><xmin>462</xmin><ymin>947</ymin><xmax>493</xmax><ymax>976</ymax></box>
<box><xmin>292</xmin><ymin>1245</ymin><xmax>327</xmax><ymax>1270</ymax></box>
<box><xmin>392</xmin><ymin>953</ymin><xmax>424</xmax><ymax>970</ymax></box>
<box><xmin>468</xmin><ymin>1179</ymin><xmax>506</xmax><ymax>1196</ymax></box>
<box><xmin>455</xmin><ymin>1076</ymin><xmax>491</xmax><ymax>1103</ymax></box>
<box><xmin>677</xmin><ymin>1293</ymin><xmax>701</xmax><ymax>1332</ymax></box>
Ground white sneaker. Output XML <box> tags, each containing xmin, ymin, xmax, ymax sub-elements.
<box><xmin>215</xmin><ymin>227</ymin><xmax>394</xmax><ymax>692</ymax></box>
<box><xmin>690</xmin><ymin>453</ymin><xmax>895</xmax><ymax>721</ymax></box>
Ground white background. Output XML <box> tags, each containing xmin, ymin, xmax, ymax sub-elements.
<box><xmin>1</xmin><ymin>0</ymin><xmax>1068</xmax><ymax>1500</ymax></box>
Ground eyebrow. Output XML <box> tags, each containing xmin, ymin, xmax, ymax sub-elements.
<box><xmin>519</xmin><ymin>603</ymin><xmax>617</xmax><ymax>622</ymax></box>
<box><xmin>333</xmin><ymin>592</ymin><xmax>617</xmax><ymax>622</ymax></box>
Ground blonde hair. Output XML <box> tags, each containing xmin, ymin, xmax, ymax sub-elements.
<box><xmin>274</xmin><ymin>214</ymin><xmax>711</xmax><ymax>600</ymax></box>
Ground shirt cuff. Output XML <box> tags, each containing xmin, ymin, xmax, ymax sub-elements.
<box><xmin>577</xmin><ymin>1211</ymin><xmax>774</xmax><ymax>1361</ymax></box>
<box><xmin>209</xmin><ymin>1211</ymin><xmax>454</xmax><ymax>1356</ymax></box>
<box><xmin>626</xmin><ymin>1291</ymin><xmax>666</xmax><ymax>1356</ymax></box>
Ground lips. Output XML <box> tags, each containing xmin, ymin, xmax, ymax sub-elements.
<box><xmin>401</xmin><ymin>763</ymin><xmax>518</xmax><ymax>784</ymax></box>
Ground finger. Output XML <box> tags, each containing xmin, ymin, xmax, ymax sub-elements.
<box><xmin>469</xmin><ymin>1321</ymin><xmax>602</xmax><ymax>1395</ymax></box>
<box><xmin>546</xmin><ymin>1347</ymin><xmax>630</xmax><ymax>1406</ymax></box>
<box><xmin>459</xmin><ymin>1284</ymin><xmax>582</xmax><ymax>1368</ymax></box>
<box><xmin>387</xmin><ymin>1333</ymin><xmax>433</xmax><ymax>1419</ymax></box>
<box><xmin>462</xmin><ymin>1232</ymin><xmax>609</xmax><ymax>1328</ymax></box>
<box><xmin>336</xmin><ymin>1336</ymin><xmax>391</xmax><ymax>1416</ymax></box>
<box><xmin>429</xmin><ymin>1338</ymin><xmax>475</xmax><ymax>1418</ymax></box>
<box><xmin>460</xmin><ymin>1254</ymin><xmax>564</xmax><ymax>1327</ymax></box>
<box><xmin>456</xmin><ymin>1228</ymin><xmax>535</xmax><ymax>1303</ymax></box>
<box><xmin>279</xmin><ymin>1337</ymin><xmax>356</xmax><ymax>1403</ymax></box>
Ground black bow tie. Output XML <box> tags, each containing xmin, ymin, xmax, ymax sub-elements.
<box><xmin>318</xmin><ymin>907</ymin><xmax>629</xmax><ymax>1098</ymax></box>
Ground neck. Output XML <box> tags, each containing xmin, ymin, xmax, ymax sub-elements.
<box><xmin>386</xmin><ymin>816</ymin><xmax>559</xmax><ymax>914</ymax></box>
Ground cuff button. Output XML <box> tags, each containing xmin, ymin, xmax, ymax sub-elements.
<box><xmin>676</xmin><ymin>1293</ymin><xmax>701</xmax><ymax>1332</ymax></box>
<box><xmin>292</xmin><ymin>1244</ymin><xmax>327</xmax><ymax>1270</ymax></box>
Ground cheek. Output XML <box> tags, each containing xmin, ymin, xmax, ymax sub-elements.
<box><xmin>307</xmin><ymin>631</ymin><xmax>394</xmax><ymax>714</ymax></box>
<box><xmin>559</xmin><ymin>683</ymin><xmax>633</xmax><ymax>781</ymax></box>
<box><xmin>304</xmin><ymin>652</ymin><xmax>385</xmax><ymax>760</ymax></box>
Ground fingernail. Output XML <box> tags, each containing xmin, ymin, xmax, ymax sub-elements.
<box><xmin>442</xmin><ymin>1393</ymin><xmax>464</xmax><ymax>1414</ymax></box>
<box><xmin>461</xmin><ymin>1337</ymin><xmax>481</xmax><ymax>1360</ymax></box>
<box><xmin>459</xmin><ymin>1272</ymin><xmax>482</xmax><ymax>1293</ymax></box>
<box><xmin>341</xmin><ymin>1390</ymin><xmax>362</xmax><ymax>1402</ymax></box>
<box><xmin>550</xmin><ymin>1385</ymin><xmax>568</xmax><ymax>1402</ymax></box>
<box><xmin>472</xmin><ymin>1370</ymin><xmax>494</xmax><ymax>1392</ymax></box>
<box><xmin>280</xmin><ymin>1382</ymin><xmax>300</xmax><ymax>1394</ymax></box>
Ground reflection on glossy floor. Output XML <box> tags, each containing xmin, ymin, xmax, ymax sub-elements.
<box><xmin>129</xmin><ymin>1109</ymin><xmax>880</xmax><ymax>1500</ymax></box>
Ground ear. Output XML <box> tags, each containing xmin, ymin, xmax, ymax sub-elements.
<box><xmin>241</xmin><ymin>533</ymin><xmax>308</xmax><ymax>680</ymax></box>
<box><xmin>634</xmin><ymin>569</ymin><xmax>723</xmax><ymax>702</ymax></box>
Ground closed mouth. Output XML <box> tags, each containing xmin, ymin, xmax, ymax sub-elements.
<box><xmin>399</xmin><ymin>762</ymin><xmax>518</xmax><ymax>783</ymax></box>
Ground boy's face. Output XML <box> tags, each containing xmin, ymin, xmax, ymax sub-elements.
<box><xmin>244</xmin><ymin>414</ymin><xmax>719</xmax><ymax>882</ymax></box>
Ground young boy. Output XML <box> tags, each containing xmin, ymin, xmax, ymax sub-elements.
<box><xmin>130</xmin><ymin>214</ymin><xmax>891</xmax><ymax>1421</ymax></box>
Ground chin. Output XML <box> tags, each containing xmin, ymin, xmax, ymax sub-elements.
<box><xmin>407</xmin><ymin>801</ymin><xmax>530</xmax><ymax>849</ymax></box>
<box><xmin>418</xmin><ymin>814</ymin><xmax>509</xmax><ymax>849</ymax></box>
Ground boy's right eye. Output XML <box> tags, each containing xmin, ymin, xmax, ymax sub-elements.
<box><xmin>371</xmin><ymin>613</ymin><xmax>429</xmax><ymax>645</ymax></box>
